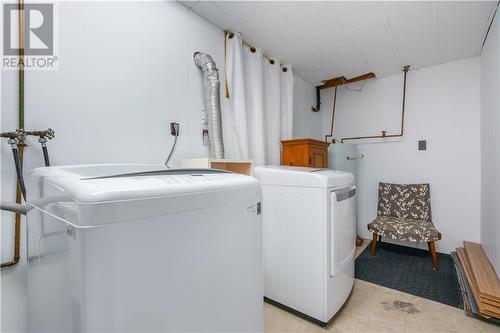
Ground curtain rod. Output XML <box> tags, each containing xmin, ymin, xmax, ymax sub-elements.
<box><xmin>225</xmin><ymin>31</ymin><xmax>288</xmax><ymax>69</ymax></box>
<box><xmin>223</xmin><ymin>30</ymin><xmax>290</xmax><ymax>98</ymax></box>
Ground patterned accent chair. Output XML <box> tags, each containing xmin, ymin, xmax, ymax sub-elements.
<box><xmin>367</xmin><ymin>182</ymin><xmax>442</xmax><ymax>271</ymax></box>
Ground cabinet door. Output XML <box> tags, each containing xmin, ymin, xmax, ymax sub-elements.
<box><xmin>283</xmin><ymin>146</ymin><xmax>309</xmax><ymax>167</ymax></box>
<box><xmin>310</xmin><ymin>148</ymin><xmax>328</xmax><ymax>168</ymax></box>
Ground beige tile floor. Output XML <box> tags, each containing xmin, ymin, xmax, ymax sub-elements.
<box><xmin>264</xmin><ymin>240</ymin><xmax>500</xmax><ymax>333</ymax></box>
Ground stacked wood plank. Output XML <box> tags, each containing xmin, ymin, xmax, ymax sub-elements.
<box><xmin>455</xmin><ymin>241</ymin><xmax>500</xmax><ymax>320</ymax></box>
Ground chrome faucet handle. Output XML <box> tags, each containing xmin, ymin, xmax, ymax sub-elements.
<box><xmin>45</xmin><ymin>128</ymin><xmax>55</xmax><ymax>140</ymax></box>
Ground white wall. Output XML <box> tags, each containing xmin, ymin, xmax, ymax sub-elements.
<box><xmin>1</xmin><ymin>2</ymin><xmax>225</xmax><ymax>331</ymax></box>
<box><xmin>321</xmin><ymin>57</ymin><xmax>481</xmax><ymax>254</ymax></box>
<box><xmin>293</xmin><ymin>75</ymin><xmax>321</xmax><ymax>139</ymax></box>
<box><xmin>0</xmin><ymin>2</ymin><xmax>321</xmax><ymax>331</ymax></box>
<box><xmin>480</xmin><ymin>12</ymin><xmax>500</xmax><ymax>275</ymax></box>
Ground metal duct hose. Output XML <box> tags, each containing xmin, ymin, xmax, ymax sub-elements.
<box><xmin>1</xmin><ymin>201</ymin><xmax>27</xmax><ymax>215</ymax></box>
<box><xmin>193</xmin><ymin>52</ymin><xmax>225</xmax><ymax>159</ymax></box>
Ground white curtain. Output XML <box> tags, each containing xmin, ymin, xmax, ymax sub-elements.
<box><xmin>224</xmin><ymin>33</ymin><xmax>294</xmax><ymax>166</ymax></box>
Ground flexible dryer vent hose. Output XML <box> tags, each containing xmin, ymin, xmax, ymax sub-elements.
<box><xmin>193</xmin><ymin>52</ymin><xmax>225</xmax><ymax>159</ymax></box>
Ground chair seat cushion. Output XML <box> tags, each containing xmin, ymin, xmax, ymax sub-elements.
<box><xmin>368</xmin><ymin>216</ymin><xmax>440</xmax><ymax>242</ymax></box>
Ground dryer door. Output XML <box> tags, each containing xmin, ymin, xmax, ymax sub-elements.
<box><xmin>330</xmin><ymin>186</ymin><xmax>357</xmax><ymax>277</ymax></box>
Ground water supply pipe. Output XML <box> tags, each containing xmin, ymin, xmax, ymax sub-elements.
<box><xmin>340</xmin><ymin>65</ymin><xmax>410</xmax><ymax>143</ymax></box>
<box><xmin>26</xmin><ymin>128</ymin><xmax>55</xmax><ymax>167</ymax></box>
<box><xmin>8</xmin><ymin>139</ymin><xmax>26</xmax><ymax>200</ymax></box>
<box><xmin>193</xmin><ymin>52</ymin><xmax>225</xmax><ymax>159</ymax></box>
<box><xmin>324</xmin><ymin>87</ymin><xmax>338</xmax><ymax>143</ymax></box>
<box><xmin>1</xmin><ymin>0</ymin><xmax>25</xmax><ymax>268</ymax></box>
<box><xmin>40</xmin><ymin>138</ymin><xmax>50</xmax><ymax>166</ymax></box>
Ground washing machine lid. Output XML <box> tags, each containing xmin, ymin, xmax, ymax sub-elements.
<box><xmin>254</xmin><ymin>165</ymin><xmax>354</xmax><ymax>188</ymax></box>
<box><xmin>28</xmin><ymin>164</ymin><xmax>258</xmax><ymax>203</ymax></box>
<box><xmin>27</xmin><ymin>164</ymin><xmax>261</xmax><ymax>227</ymax></box>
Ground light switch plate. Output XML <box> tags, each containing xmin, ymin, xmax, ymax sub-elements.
<box><xmin>418</xmin><ymin>140</ymin><xmax>427</xmax><ymax>151</ymax></box>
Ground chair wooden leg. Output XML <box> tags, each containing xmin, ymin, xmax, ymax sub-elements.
<box><xmin>371</xmin><ymin>233</ymin><xmax>379</xmax><ymax>257</ymax></box>
<box><xmin>428</xmin><ymin>241</ymin><xmax>439</xmax><ymax>272</ymax></box>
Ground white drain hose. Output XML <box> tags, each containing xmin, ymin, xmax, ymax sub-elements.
<box><xmin>193</xmin><ymin>52</ymin><xmax>225</xmax><ymax>159</ymax></box>
<box><xmin>1</xmin><ymin>201</ymin><xmax>27</xmax><ymax>215</ymax></box>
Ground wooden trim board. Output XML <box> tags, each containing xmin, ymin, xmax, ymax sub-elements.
<box><xmin>464</xmin><ymin>241</ymin><xmax>500</xmax><ymax>303</ymax></box>
<box><xmin>457</xmin><ymin>248</ymin><xmax>487</xmax><ymax>317</ymax></box>
<box><xmin>457</xmin><ymin>246</ymin><xmax>500</xmax><ymax>318</ymax></box>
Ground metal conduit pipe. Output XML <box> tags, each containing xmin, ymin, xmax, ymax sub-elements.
<box><xmin>193</xmin><ymin>52</ymin><xmax>225</xmax><ymax>159</ymax></box>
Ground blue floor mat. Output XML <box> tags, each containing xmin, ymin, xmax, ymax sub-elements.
<box><xmin>355</xmin><ymin>242</ymin><xmax>464</xmax><ymax>309</ymax></box>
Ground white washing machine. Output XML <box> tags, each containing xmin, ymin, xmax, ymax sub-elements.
<box><xmin>253</xmin><ymin>166</ymin><xmax>356</xmax><ymax>325</ymax></box>
<box><xmin>26</xmin><ymin>164</ymin><xmax>263</xmax><ymax>333</ymax></box>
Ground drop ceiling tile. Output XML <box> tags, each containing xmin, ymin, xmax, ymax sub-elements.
<box><xmin>383</xmin><ymin>1</ymin><xmax>439</xmax><ymax>69</ymax></box>
<box><xmin>188</xmin><ymin>1</ymin><xmax>248</xmax><ymax>35</ymax></box>
<box><xmin>179</xmin><ymin>1</ymin><xmax>199</xmax><ymax>10</ymax></box>
<box><xmin>214</xmin><ymin>1</ymin><xmax>299</xmax><ymax>54</ymax></box>
<box><xmin>438</xmin><ymin>1</ymin><xmax>496</xmax><ymax>63</ymax></box>
<box><xmin>274</xmin><ymin>1</ymin><xmax>370</xmax><ymax>82</ymax></box>
<box><xmin>328</xmin><ymin>1</ymin><xmax>402</xmax><ymax>78</ymax></box>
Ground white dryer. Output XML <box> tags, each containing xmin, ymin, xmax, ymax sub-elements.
<box><xmin>26</xmin><ymin>164</ymin><xmax>263</xmax><ymax>333</ymax></box>
<box><xmin>254</xmin><ymin>166</ymin><xmax>356</xmax><ymax>325</ymax></box>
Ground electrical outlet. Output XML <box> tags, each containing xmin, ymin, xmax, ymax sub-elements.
<box><xmin>170</xmin><ymin>122</ymin><xmax>180</xmax><ymax>136</ymax></box>
<box><xmin>201</xmin><ymin>109</ymin><xmax>208</xmax><ymax>130</ymax></box>
<box><xmin>418</xmin><ymin>140</ymin><xmax>426</xmax><ymax>151</ymax></box>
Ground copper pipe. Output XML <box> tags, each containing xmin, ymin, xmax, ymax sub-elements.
<box><xmin>340</xmin><ymin>65</ymin><xmax>410</xmax><ymax>143</ymax></box>
<box><xmin>0</xmin><ymin>132</ymin><xmax>17</xmax><ymax>139</ymax></box>
<box><xmin>324</xmin><ymin>86</ymin><xmax>337</xmax><ymax>143</ymax></box>
<box><xmin>19</xmin><ymin>0</ymin><xmax>24</xmax><ymax>130</ymax></box>
<box><xmin>1</xmin><ymin>129</ymin><xmax>25</xmax><ymax>141</ymax></box>
<box><xmin>2</xmin><ymin>0</ymin><xmax>24</xmax><ymax>268</ymax></box>
<box><xmin>2</xmin><ymin>128</ymin><xmax>54</xmax><ymax>140</ymax></box>
<box><xmin>25</xmin><ymin>128</ymin><xmax>54</xmax><ymax>139</ymax></box>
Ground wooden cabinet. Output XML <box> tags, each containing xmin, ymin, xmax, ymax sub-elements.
<box><xmin>281</xmin><ymin>138</ymin><xmax>330</xmax><ymax>168</ymax></box>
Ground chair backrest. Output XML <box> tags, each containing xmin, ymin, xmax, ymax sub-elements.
<box><xmin>377</xmin><ymin>182</ymin><xmax>432</xmax><ymax>222</ymax></box>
